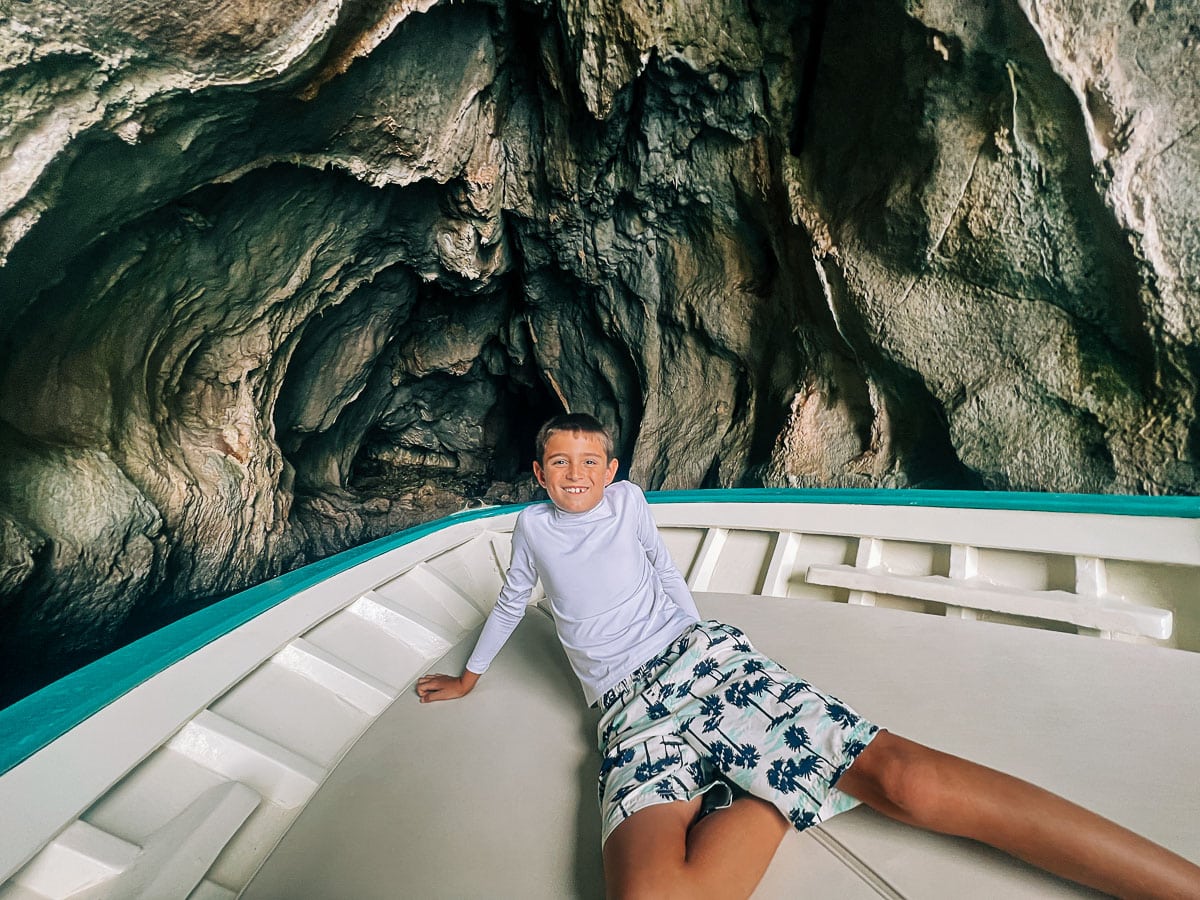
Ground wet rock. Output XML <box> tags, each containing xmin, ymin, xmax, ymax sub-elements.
<box><xmin>0</xmin><ymin>425</ymin><xmax>165</xmax><ymax>654</ymax></box>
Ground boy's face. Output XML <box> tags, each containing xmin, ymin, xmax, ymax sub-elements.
<box><xmin>534</xmin><ymin>430</ymin><xmax>618</xmax><ymax>514</ymax></box>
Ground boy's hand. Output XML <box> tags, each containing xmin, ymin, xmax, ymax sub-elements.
<box><xmin>416</xmin><ymin>669</ymin><xmax>479</xmax><ymax>703</ymax></box>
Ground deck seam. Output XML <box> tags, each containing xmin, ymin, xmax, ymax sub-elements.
<box><xmin>807</xmin><ymin>826</ymin><xmax>907</xmax><ymax>899</ymax></box>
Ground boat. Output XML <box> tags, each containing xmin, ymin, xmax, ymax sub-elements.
<box><xmin>1</xmin><ymin>488</ymin><xmax>1198</xmax><ymax>899</ymax></box>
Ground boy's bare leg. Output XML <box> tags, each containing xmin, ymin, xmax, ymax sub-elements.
<box><xmin>837</xmin><ymin>731</ymin><xmax>1200</xmax><ymax>899</ymax></box>
<box><xmin>603</xmin><ymin>794</ymin><xmax>789</xmax><ymax>900</ymax></box>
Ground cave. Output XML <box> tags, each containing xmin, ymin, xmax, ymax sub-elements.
<box><xmin>1</xmin><ymin>0</ymin><xmax>1198</xmax><ymax>704</ymax></box>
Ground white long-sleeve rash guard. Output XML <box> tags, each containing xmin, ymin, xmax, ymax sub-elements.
<box><xmin>465</xmin><ymin>480</ymin><xmax>701</xmax><ymax>706</ymax></box>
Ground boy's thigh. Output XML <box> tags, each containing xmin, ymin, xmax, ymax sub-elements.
<box><xmin>602</xmin><ymin>796</ymin><xmax>703</xmax><ymax>895</ymax></box>
<box><xmin>599</xmin><ymin>731</ymin><xmax>728</xmax><ymax>846</ymax></box>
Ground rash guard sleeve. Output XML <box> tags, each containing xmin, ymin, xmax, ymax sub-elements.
<box><xmin>465</xmin><ymin>515</ymin><xmax>538</xmax><ymax>675</ymax></box>
<box><xmin>634</xmin><ymin>486</ymin><xmax>702</xmax><ymax>621</ymax></box>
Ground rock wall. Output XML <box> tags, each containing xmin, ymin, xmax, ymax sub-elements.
<box><xmin>1</xmin><ymin>0</ymin><xmax>1197</xmax><ymax>697</ymax></box>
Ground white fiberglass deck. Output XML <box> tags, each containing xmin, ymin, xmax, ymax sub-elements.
<box><xmin>243</xmin><ymin>592</ymin><xmax>1200</xmax><ymax>899</ymax></box>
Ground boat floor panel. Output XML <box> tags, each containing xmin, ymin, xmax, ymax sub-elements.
<box><xmin>244</xmin><ymin>594</ymin><xmax>1200</xmax><ymax>899</ymax></box>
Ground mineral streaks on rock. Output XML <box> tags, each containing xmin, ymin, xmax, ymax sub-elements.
<box><xmin>787</xmin><ymin>0</ymin><xmax>1198</xmax><ymax>493</ymax></box>
<box><xmin>0</xmin><ymin>0</ymin><xmax>1197</xmax><ymax>697</ymax></box>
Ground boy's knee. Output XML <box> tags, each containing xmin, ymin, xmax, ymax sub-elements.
<box><xmin>842</xmin><ymin>732</ymin><xmax>946</xmax><ymax>821</ymax></box>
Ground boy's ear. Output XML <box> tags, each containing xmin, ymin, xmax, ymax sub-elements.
<box><xmin>604</xmin><ymin>458</ymin><xmax>618</xmax><ymax>485</ymax></box>
<box><xmin>533</xmin><ymin>460</ymin><xmax>547</xmax><ymax>488</ymax></box>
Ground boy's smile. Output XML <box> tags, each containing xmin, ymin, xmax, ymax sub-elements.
<box><xmin>534</xmin><ymin>431</ymin><xmax>619</xmax><ymax>514</ymax></box>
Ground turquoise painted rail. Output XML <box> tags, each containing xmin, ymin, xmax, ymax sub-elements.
<box><xmin>2</xmin><ymin>487</ymin><xmax>1197</xmax><ymax>776</ymax></box>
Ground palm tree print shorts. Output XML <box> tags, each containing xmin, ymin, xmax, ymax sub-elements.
<box><xmin>596</xmin><ymin>620</ymin><xmax>879</xmax><ymax>846</ymax></box>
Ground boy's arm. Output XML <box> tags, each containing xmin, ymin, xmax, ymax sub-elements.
<box><xmin>416</xmin><ymin>520</ymin><xmax>538</xmax><ymax>703</ymax></box>
<box><xmin>634</xmin><ymin>485</ymin><xmax>702</xmax><ymax>620</ymax></box>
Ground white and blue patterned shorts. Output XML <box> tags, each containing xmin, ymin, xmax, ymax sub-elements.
<box><xmin>596</xmin><ymin>620</ymin><xmax>879</xmax><ymax>845</ymax></box>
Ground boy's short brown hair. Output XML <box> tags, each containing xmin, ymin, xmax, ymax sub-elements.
<box><xmin>535</xmin><ymin>413</ymin><xmax>615</xmax><ymax>463</ymax></box>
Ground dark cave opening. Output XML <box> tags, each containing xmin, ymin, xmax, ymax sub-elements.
<box><xmin>488</xmin><ymin>370</ymin><xmax>565</xmax><ymax>480</ymax></box>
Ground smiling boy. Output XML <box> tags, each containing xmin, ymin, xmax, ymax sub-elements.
<box><xmin>417</xmin><ymin>414</ymin><xmax>700</xmax><ymax>710</ymax></box>
<box><xmin>417</xmin><ymin>413</ymin><xmax>1200</xmax><ymax>899</ymax></box>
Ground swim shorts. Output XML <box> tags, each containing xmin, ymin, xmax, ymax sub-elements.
<box><xmin>596</xmin><ymin>620</ymin><xmax>879</xmax><ymax>845</ymax></box>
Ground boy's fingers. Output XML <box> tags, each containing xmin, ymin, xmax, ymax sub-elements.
<box><xmin>416</xmin><ymin>674</ymin><xmax>459</xmax><ymax>702</ymax></box>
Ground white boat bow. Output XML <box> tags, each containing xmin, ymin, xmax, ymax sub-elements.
<box><xmin>1</xmin><ymin>489</ymin><xmax>1197</xmax><ymax>898</ymax></box>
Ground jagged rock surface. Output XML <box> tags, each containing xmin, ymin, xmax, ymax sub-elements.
<box><xmin>0</xmin><ymin>0</ymin><xmax>1197</xmax><ymax>698</ymax></box>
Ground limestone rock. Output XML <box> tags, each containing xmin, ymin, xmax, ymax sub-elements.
<box><xmin>0</xmin><ymin>425</ymin><xmax>165</xmax><ymax>657</ymax></box>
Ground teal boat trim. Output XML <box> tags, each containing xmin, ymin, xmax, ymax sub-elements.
<box><xmin>2</xmin><ymin>488</ymin><xmax>1196</xmax><ymax>776</ymax></box>
<box><xmin>644</xmin><ymin>487</ymin><xmax>1200</xmax><ymax>518</ymax></box>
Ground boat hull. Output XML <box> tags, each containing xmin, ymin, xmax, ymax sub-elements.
<box><xmin>1</xmin><ymin>490</ymin><xmax>1197</xmax><ymax>897</ymax></box>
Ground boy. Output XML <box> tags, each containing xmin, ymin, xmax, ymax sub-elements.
<box><xmin>417</xmin><ymin>413</ymin><xmax>1200</xmax><ymax>898</ymax></box>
